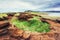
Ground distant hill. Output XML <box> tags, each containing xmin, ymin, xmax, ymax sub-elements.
<box><xmin>44</xmin><ymin>11</ymin><xmax>60</xmax><ymax>13</ymax></box>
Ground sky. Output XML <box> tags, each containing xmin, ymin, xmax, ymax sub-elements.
<box><xmin>0</xmin><ymin>0</ymin><xmax>60</xmax><ymax>12</ymax></box>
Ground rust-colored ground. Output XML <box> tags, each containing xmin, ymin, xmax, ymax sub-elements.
<box><xmin>0</xmin><ymin>13</ymin><xmax>60</xmax><ymax>40</ymax></box>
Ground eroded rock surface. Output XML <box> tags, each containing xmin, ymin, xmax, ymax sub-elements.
<box><xmin>0</xmin><ymin>13</ymin><xmax>60</xmax><ymax>40</ymax></box>
<box><xmin>17</xmin><ymin>13</ymin><xmax>33</xmax><ymax>21</ymax></box>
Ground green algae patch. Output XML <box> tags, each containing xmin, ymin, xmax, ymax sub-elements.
<box><xmin>11</xmin><ymin>17</ymin><xmax>50</xmax><ymax>33</ymax></box>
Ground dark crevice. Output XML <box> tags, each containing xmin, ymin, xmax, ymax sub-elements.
<box><xmin>0</xmin><ymin>22</ymin><xmax>10</xmax><ymax>29</ymax></box>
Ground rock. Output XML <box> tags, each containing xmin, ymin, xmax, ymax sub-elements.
<box><xmin>54</xmin><ymin>33</ymin><xmax>60</xmax><ymax>40</ymax></box>
<box><xmin>14</xmin><ymin>29</ymin><xmax>24</xmax><ymax>37</ymax></box>
<box><xmin>3</xmin><ymin>16</ymin><xmax>8</xmax><ymax>20</ymax></box>
<box><xmin>6</xmin><ymin>13</ymin><xmax>16</xmax><ymax>19</ymax></box>
<box><xmin>0</xmin><ymin>22</ymin><xmax>10</xmax><ymax>29</ymax></box>
<box><xmin>30</xmin><ymin>34</ymin><xmax>41</xmax><ymax>40</ymax></box>
<box><xmin>0</xmin><ymin>17</ymin><xmax>8</xmax><ymax>21</ymax></box>
<box><xmin>0</xmin><ymin>29</ymin><xmax>8</xmax><ymax>36</ymax></box>
<box><xmin>55</xmin><ymin>19</ymin><xmax>60</xmax><ymax>23</ymax></box>
<box><xmin>0</xmin><ymin>21</ymin><xmax>10</xmax><ymax>36</ymax></box>
<box><xmin>18</xmin><ymin>13</ymin><xmax>33</xmax><ymax>21</ymax></box>
<box><xmin>10</xmin><ymin>28</ymin><xmax>24</xmax><ymax>37</ymax></box>
<box><xmin>0</xmin><ymin>18</ymin><xmax>4</xmax><ymax>21</ymax></box>
<box><xmin>23</xmin><ymin>31</ymin><xmax>31</xmax><ymax>39</ymax></box>
<box><xmin>7</xmin><ymin>13</ymin><xmax>15</xmax><ymax>17</ymax></box>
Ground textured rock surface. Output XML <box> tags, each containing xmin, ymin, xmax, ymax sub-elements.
<box><xmin>0</xmin><ymin>13</ymin><xmax>60</xmax><ymax>40</ymax></box>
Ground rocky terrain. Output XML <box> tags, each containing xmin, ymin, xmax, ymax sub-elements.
<box><xmin>0</xmin><ymin>12</ymin><xmax>60</xmax><ymax>40</ymax></box>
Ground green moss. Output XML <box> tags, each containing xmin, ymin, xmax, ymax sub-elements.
<box><xmin>11</xmin><ymin>17</ymin><xmax>50</xmax><ymax>33</ymax></box>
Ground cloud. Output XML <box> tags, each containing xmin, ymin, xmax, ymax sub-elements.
<box><xmin>0</xmin><ymin>0</ymin><xmax>39</xmax><ymax>12</ymax></box>
<box><xmin>50</xmin><ymin>2</ymin><xmax>60</xmax><ymax>7</ymax></box>
<box><xmin>42</xmin><ymin>7</ymin><xmax>60</xmax><ymax>11</ymax></box>
<box><xmin>42</xmin><ymin>0</ymin><xmax>60</xmax><ymax>11</ymax></box>
<box><xmin>0</xmin><ymin>0</ymin><xmax>60</xmax><ymax>12</ymax></box>
<box><xmin>0</xmin><ymin>1</ymin><xmax>38</xmax><ymax>9</ymax></box>
<box><xmin>21</xmin><ymin>0</ymin><xmax>53</xmax><ymax>5</ymax></box>
<box><xmin>0</xmin><ymin>0</ymin><xmax>52</xmax><ymax>12</ymax></box>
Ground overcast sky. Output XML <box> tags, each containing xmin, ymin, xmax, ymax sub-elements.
<box><xmin>0</xmin><ymin>0</ymin><xmax>60</xmax><ymax>12</ymax></box>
